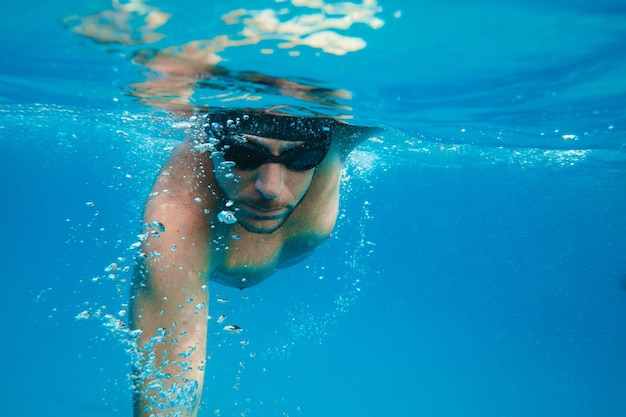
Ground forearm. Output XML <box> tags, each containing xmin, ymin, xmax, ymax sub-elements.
<box><xmin>129</xmin><ymin>241</ymin><xmax>209</xmax><ymax>417</ymax></box>
<box><xmin>131</xmin><ymin>284</ymin><xmax>208</xmax><ymax>417</ymax></box>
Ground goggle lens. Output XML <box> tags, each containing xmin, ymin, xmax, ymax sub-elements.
<box><xmin>216</xmin><ymin>139</ymin><xmax>328</xmax><ymax>171</ymax></box>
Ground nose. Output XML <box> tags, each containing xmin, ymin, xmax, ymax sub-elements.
<box><xmin>254</xmin><ymin>163</ymin><xmax>284</xmax><ymax>200</ymax></box>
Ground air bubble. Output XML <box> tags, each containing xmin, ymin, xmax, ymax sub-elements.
<box><xmin>217</xmin><ymin>211</ymin><xmax>237</xmax><ymax>224</ymax></box>
<box><xmin>152</xmin><ymin>221</ymin><xmax>166</xmax><ymax>232</ymax></box>
<box><xmin>147</xmin><ymin>380</ymin><xmax>163</xmax><ymax>390</ymax></box>
<box><xmin>194</xmin><ymin>143</ymin><xmax>212</xmax><ymax>153</ymax></box>
<box><xmin>223</xmin><ymin>325</ymin><xmax>243</xmax><ymax>334</ymax></box>
<box><xmin>75</xmin><ymin>310</ymin><xmax>91</xmax><ymax>320</ymax></box>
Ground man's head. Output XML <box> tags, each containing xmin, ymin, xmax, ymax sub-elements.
<box><xmin>206</xmin><ymin>110</ymin><xmax>334</xmax><ymax>234</ymax></box>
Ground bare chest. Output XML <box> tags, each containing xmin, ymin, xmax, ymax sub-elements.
<box><xmin>209</xmin><ymin>229</ymin><xmax>327</xmax><ymax>288</ymax></box>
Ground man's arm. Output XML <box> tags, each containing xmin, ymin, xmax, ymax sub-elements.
<box><xmin>130</xmin><ymin>142</ymin><xmax>212</xmax><ymax>417</ymax></box>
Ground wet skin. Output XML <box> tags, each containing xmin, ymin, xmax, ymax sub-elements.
<box><xmin>129</xmin><ymin>128</ymin><xmax>348</xmax><ymax>417</ymax></box>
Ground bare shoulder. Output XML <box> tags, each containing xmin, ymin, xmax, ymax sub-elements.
<box><xmin>150</xmin><ymin>139</ymin><xmax>211</xmax><ymax>193</ymax></box>
<box><xmin>279</xmin><ymin>123</ymin><xmax>380</xmax><ymax>256</ymax></box>
<box><xmin>286</xmin><ymin>122</ymin><xmax>380</xmax><ymax>232</ymax></box>
<box><xmin>142</xmin><ymin>138</ymin><xmax>213</xmax><ymax>255</ymax></box>
<box><xmin>283</xmin><ymin>141</ymin><xmax>343</xmax><ymax>241</ymax></box>
<box><xmin>146</xmin><ymin>139</ymin><xmax>212</xmax><ymax>210</ymax></box>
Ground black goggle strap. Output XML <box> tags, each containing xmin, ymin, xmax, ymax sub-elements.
<box><xmin>205</xmin><ymin>110</ymin><xmax>334</xmax><ymax>148</ymax></box>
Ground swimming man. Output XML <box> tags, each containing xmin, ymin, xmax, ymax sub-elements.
<box><xmin>130</xmin><ymin>109</ymin><xmax>376</xmax><ymax>416</ymax></box>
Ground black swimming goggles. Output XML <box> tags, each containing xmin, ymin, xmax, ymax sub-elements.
<box><xmin>206</xmin><ymin>110</ymin><xmax>333</xmax><ymax>171</ymax></box>
<box><xmin>214</xmin><ymin>137</ymin><xmax>328</xmax><ymax>171</ymax></box>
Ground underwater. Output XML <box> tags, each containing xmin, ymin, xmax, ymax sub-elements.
<box><xmin>1</xmin><ymin>0</ymin><xmax>625</xmax><ymax>416</ymax></box>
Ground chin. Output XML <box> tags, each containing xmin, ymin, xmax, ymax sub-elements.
<box><xmin>237</xmin><ymin>217</ymin><xmax>287</xmax><ymax>234</ymax></box>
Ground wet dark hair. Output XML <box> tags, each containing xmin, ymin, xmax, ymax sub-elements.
<box><xmin>204</xmin><ymin>109</ymin><xmax>334</xmax><ymax>147</ymax></box>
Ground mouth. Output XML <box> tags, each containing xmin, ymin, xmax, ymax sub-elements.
<box><xmin>238</xmin><ymin>203</ymin><xmax>288</xmax><ymax>220</ymax></box>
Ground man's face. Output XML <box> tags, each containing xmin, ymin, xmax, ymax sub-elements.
<box><xmin>212</xmin><ymin>135</ymin><xmax>316</xmax><ymax>234</ymax></box>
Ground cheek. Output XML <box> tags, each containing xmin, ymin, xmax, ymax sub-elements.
<box><xmin>289</xmin><ymin>171</ymin><xmax>315</xmax><ymax>198</ymax></box>
<box><xmin>213</xmin><ymin>162</ymin><xmax>247</xmax><ymax>196</ymax></box>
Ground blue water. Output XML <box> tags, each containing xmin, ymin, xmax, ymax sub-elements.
<box><xmin>1</xmin><ymin>1</ymin><xmax>625</xmax><ymax>416</ymax></box>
